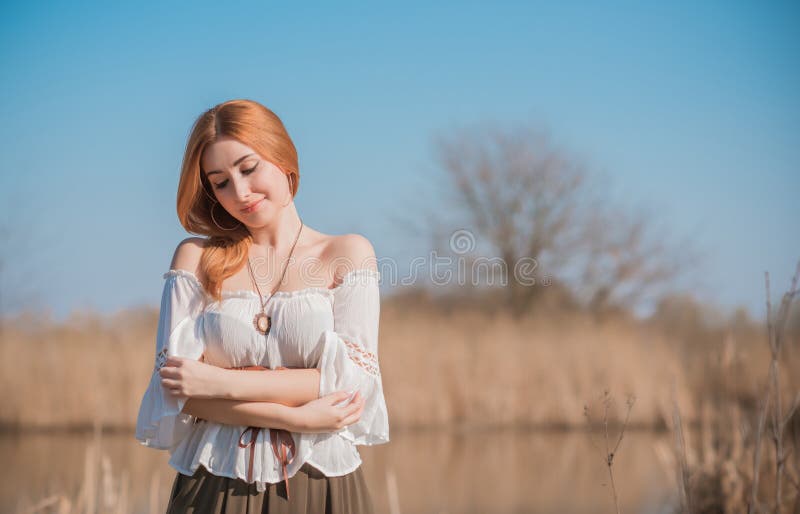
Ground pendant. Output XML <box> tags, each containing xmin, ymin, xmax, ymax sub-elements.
<box><xmin>253</xmin><ymin>312</ymin><xmax>271</xmax><ymax>335</ymax></box>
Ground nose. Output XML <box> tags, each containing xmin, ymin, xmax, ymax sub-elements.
<box><xmin>229</xmin><ymin>175</ymin><xmax>252</xmax><ymax>202</ymax></box>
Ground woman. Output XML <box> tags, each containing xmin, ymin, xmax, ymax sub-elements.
<box><xmin>135</xmin><ymin>99</ymin><xmax>389</xmax><ymax>513</ymax></box>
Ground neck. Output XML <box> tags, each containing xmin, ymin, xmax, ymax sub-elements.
<box><xmin>246</xmin><ymin>202</ymin><xmax>303</xmax><ymax>253</ymax></box>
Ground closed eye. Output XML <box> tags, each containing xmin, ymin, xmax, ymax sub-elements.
<box><xmin>213</xmin><ymin>163</ymin><xmax>258</xmax><ymax>190</ymax></box>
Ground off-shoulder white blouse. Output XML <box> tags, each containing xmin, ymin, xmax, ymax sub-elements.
<box><xmin>134</xmin><ymin>267</ymin><xmax>389</xmax><ymax>492</ymax></box>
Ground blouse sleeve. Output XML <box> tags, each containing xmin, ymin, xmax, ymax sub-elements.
<box><xmin>317</xmin><ymin>269</ymin><xmax>390</xmax><ymax>445</ymax></box>
<box><xmin>135</xmin><ymin>269</ymin><xmax>206</xmax><ymax>450</ymax></box>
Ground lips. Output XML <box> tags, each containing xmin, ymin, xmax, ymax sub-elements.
<box><xmin>240</xmin><ymin>199</ymin><xmax>264</xmax><ymax>214</ymax></box>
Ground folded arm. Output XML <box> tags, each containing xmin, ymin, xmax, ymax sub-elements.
<box><xmin>217</xmin><ymin>367</ymin><xmax>321</xmax><ymax>405</ymax></box>
<box><xmin>181</xmin><ymin>397</ymin><xmax>299</xmax><ymax>430</ymax></box>
<box><xmin>159</xmin><ymin>357</ymin><xmax>321</xmax><ymax>407</ymax></box>
<box><xmin>182</xmin><ymin>390</ymin><xmax>365</xmax><ymax>435</ymax></box>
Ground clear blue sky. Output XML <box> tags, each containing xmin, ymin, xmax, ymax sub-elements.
<box><xmin>1</xmin><ymin>1</ymin><xmax>798</xmax><ymax>321</ymax></box>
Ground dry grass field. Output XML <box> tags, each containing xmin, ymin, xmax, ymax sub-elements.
<box><xmin>2</xmin><ymin>287</ymin><xmax>798</xmax><ymax>513</ymax></box>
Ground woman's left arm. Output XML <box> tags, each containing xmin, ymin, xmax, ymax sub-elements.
<box><xmin>159</xmin><ymin>357</ymin><xmax>320</xmax><ymax>407</ymax></box>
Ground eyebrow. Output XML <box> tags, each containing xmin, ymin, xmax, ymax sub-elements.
<box><xmin>205</xmin><ymin>153</ymin><xmax>256</xmax><ymax>176</ymax></box>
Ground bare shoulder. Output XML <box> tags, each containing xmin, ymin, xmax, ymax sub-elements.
<box><xmin>322</xmin><ymin>233</ymin><xmax>378</xmax><ymax>281</ymax></box>
<box><xmin>169</xmin><ymin>237</ymin><xmax>207</xmax><ymax>274</ymax></box>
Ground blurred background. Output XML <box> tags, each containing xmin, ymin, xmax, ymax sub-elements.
<box><xmin>1</xmin><ymin>2</ymin><xmax>799</xmax><ymax>513</ymax></box>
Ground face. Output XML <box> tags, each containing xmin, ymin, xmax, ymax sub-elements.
<box><xmin>201</xmin><ymin>136</ymin><xmax>292</xmax><ymax>228</ymax></box>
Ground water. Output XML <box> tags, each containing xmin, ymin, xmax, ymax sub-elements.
<box><xmin>0</xmin><ymin>428</ymin><xmax>677</xmax><ymax>514</ymax></box>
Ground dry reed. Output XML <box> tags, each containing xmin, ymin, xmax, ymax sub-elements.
<box><xmin>2</xmin><ymin>277</ymin><xmax>798</xmax><ymax>512</ymax></box>
<box><xmin>664</xmin><ymin>261</ymin><xmax>800</xmax><ymax>513</ymax></box>
<box><xmin>13</xmin><ymin>424</ymin><xmax>143</xmax><ymax>514</ymax></box>
<box><xmin>583</xmin><ymin>389</ymin><xmax>636</xmax><ymax>514</ymax></box>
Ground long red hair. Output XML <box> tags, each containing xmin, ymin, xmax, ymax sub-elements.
<box><xmin>175</xmin><ymin>99</ymin><xmax>299</xmax><ymax>302</ymax></box>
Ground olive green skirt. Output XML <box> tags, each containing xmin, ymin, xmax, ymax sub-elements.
<box><xmin>165</xmin><ymin>462</ymin><xmax>375</xmax><ymax>514</ymax></box>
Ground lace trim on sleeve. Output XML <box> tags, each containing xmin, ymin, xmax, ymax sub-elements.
<box><xmin>154</xmin><ymin>347</ymin><xmax>168</xmax><ymax>374</ymax></box>
<box><xmin>343</xmin><ymin>338</ymin><xmax>381</xmax><ymax>377</ymax></box>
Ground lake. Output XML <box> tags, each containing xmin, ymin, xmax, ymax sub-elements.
<box><xmin>1</xmin><ymin>428</ymin><xmax>677</xmax><ymax>514</ymax></box>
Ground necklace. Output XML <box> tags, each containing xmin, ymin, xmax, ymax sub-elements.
<box><xmin>248</xmin><ymin>218</ymin><xmax>304</xmax><ymax>335</ymax></box>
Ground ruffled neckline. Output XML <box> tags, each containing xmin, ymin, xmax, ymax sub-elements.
<box><xmin>162</xmin><ymin>267</ymin><xmax>380</xmax><ymax>301</ymax></box>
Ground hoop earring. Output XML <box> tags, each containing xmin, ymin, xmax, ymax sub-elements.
<box><xmin>210</xmin><ymin>201</ymin><xmax>241</xmax><ymax>231</ymax></box>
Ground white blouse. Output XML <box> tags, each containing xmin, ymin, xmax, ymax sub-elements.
<box><xmin>135</xmin><ymin>267</ymin><xmax>390</xmax><ymax>492</ymax></box>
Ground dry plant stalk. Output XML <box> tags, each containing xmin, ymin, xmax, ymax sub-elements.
<box><xmin>584</xmin><ymin>389</ymin><xmax>636</xmax><ymax>514</ymax></box>
<box><xmin>749</xmin><ymin>261</ymin><xmax>800</xmax><ymax>514</ymax></box>
<box><xmin>667</xmin><ymin>260</ymin><xmax>799</xmax><ymax>514</ymax></box>
<box><xmin>671</xmin><ymin>381</ymin><xmax>693</xmax><ymax>514</ymax></box>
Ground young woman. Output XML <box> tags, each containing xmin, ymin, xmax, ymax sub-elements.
<box><xmin>135</xmin><ymin>99</ymin><xmax>389</xmax><ymax>513</ymax></box>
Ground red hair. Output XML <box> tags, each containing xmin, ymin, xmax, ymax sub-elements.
<box><xmin>175</xmin><ymin>99</ymin><xmax>299</xmax><ymax>302</ymax></box>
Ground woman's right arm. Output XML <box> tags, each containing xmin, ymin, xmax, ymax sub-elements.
<box><xmin>181</xmin><ymin>390</ymin><xmax>364</xmax><ymax>433</ymax></box>
<box><xmin>182</xmin><ymin>398</ymin><xmax>297</xmax><ymax>430</ymax></box>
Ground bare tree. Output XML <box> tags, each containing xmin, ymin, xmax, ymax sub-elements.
<box><xmin>426</xmin><ymin>121</ymin><xmax>589</xmax><ymax>316</ymax></box>
<box><xmin>576</xmin><ymin>202</ymin><xmax>699</xmax><ymax>316</ymax></box>
<box><xmin>419</xmin><ymin>120</ymin><xmax>691</xmax><ymax>317</ymax></box>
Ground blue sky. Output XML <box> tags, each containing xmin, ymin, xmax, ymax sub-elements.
<box><xmin>1</xmin><ymin>1</ymin><xmax>798</xmax><ymax>321</ymax></box>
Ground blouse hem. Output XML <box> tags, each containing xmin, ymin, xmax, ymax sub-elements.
<box><xmin>168</xmin><ymin>454</ymin><xmax>364</xmax><ymax>488</ymax></box>
<box><xmin>304</xmin><ymin>454</ymin><xmax>363</xmax><ymax>477</ymax></box>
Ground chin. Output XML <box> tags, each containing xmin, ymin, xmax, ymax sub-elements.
<box><xmin>247</xmin><ymin>211</ymin><xmax>277</xmax><ymax>227</ymax></box>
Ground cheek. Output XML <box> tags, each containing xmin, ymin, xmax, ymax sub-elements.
<box><xmin>253</xmin><ymin>176</ymin><xmax>284</xmax><ymax>201</ymax></box>
<box><xmin>215</xmin><ymin>191</ymin><xmax>239</xmax><ymax>214</ymax></box>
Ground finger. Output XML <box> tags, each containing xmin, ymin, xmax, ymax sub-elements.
<box><xmin>352</xmin><ymin>393</ymin><xmax>364</xmax><ymax>409</ymax></box>
<box><xmin>341</xmin><ymin>409</ymin><xmax>362</xmax><ymax>427</ymax></box>
<box><xmin>334</xmin><ymin>390</ymin><xmax>359</xmax><ymax>408</ymax></box>
<box><xmin>349</xmin><ymin>397</ymin><xmax>365</xmax><ymax>418</ymax></box>
<box><xmin>165</xmin><ymin>356</ymin><xmax>184</xmax><ymax>367</ymax></box>
<box><xmin>158</xmin><ymin>367</ymin><xmax>178</xmax><ymax>378</ymax></box>
<box><xmin>348</xmin><ymin>391</ymin><xmax>364</xmax><ymax>407</ymax></box>
<box><xmin>328</xmin><ymin>391</ymin><xmax>352</xmax><ymax>404</ymax></box>
<box><xmin>161</xmin><ymin>378</ymin><xmax>179</xmax><ymax>389</ymax></box>
<box><xmin>346</xmin><ymin>391</ymin><xmax>363</xmax><ymax>406</ymax></box>
<box><xmin>343</xmin><ymin>396</ymin><xmax>363</xmax><ymax>417</ymax></box>
<box><xmin>352</xmin><ymin>398</ymin><xmax>366</xmax><ymax>417</ymax></box>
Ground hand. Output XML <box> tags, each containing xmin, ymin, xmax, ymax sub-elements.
<box><xmin>291</xmin><ymin>391</ymin><xmax>365</xmax><ymax>433</ymax></box>
<box><xmin>159</xmin><ymin>356</ymin><xmax>224</xmax><ymax>400</ymax></box>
